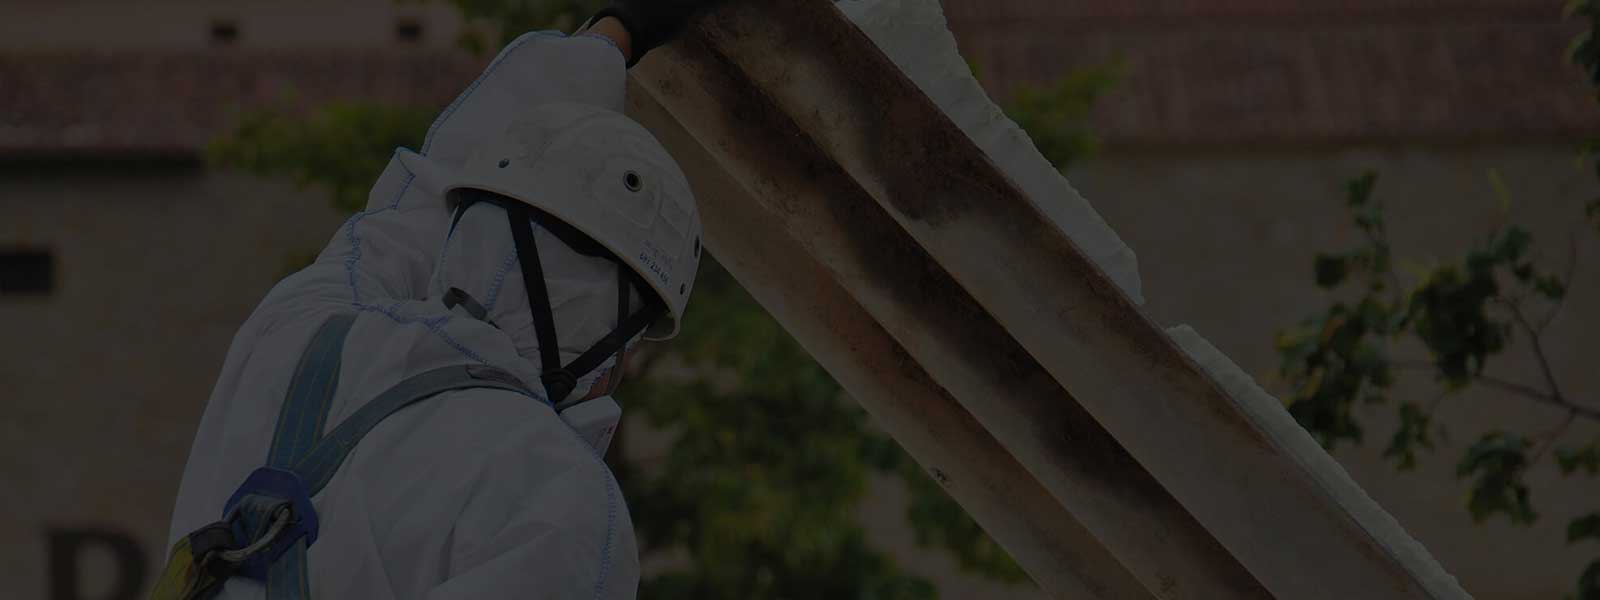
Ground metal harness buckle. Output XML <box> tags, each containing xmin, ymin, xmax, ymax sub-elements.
<box><xmin>219</xmin><ymin>504</ymin><xmax>292</xmax><ymax>564</ymax></box>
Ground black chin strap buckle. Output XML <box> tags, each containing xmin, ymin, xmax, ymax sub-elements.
<box><xmin>541</xmin><ymin>369</ymin><xmax>579</xmax><ymax>404</ymax></box>
<box><xmin>442</xmin><ymin>287</ymin><xmax>493</xmax><ymax>324</ymax></box>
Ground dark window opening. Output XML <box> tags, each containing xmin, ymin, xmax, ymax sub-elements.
<box><xmin>0</xmin><ymin>249</ymin><xmax>55</xmax><ymax>296</ymax></box>
<box><xmin>210</xmin><ymin>20</ymin><xmax>240</xmax><ymax>45</ymax></box>
<box><xmin>396</xmin><ymin>19</ymin><xmax>424</xmax><ymax>43</ymax></box>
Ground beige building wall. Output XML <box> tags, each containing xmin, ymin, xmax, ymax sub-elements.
<box><xmin>0</xmin><ymin>166</ymin><xmax>350</xmax><ymax>599</ymax></box>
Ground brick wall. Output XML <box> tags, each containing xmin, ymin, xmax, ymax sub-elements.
<box><xmin>946</xmin><ymin>0</ymin><xmax>1599</xmax><ymax>146</ymax></box>
<box><xmin>0</xmin><ymin>1</ymin><xmax>1595</xmax><ymax>153</ymax></box>
<box><xmin>0</xmin><ymin>51</ymin><xmax>477</xmax><ymax>154</ymax></box>
<box><xmin>943</xmin><ymin>0</ymin><xmax>1557</xmax><ymax>23</ymax></box>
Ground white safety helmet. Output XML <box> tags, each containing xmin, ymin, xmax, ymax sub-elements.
<box><xmin>442</xmin><ymin>102</ymin><xmax>702</xmax><ymax>341</ymax></box>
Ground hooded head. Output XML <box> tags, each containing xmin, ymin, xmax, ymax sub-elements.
<box><xmin>432</xmin><ymin>103</ymin><xmax>701</xmax><ymax>406</ymax></box>
<box><xmin>430</xmin><ymin>201</ymin><xmax>646</xmax><ymax>405</ymax></box>
<box><xmin>442</xmin><ymin>102</ymin><xmax>702</xmax><ymax>339</ymax></box>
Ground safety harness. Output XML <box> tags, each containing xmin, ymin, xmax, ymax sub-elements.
<box><xmin>152</xmin><ymin>190</ymin><xmax>661</xmax><ymax>598</ymax></box>
<box><xmin>149</xmin><ymin>313</ymin><xmax>543</xmax><ymax>599</ymax></box>
<box><xmin>151</xmin><ymin>190</ymin><xmax>662</xmax><ymax>598</ymax></box>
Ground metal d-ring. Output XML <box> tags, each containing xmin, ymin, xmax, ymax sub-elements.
<box><xmin>219</xmin><ymin>505</ymin><xmax>293</xmax><ymax>563</ymax></box>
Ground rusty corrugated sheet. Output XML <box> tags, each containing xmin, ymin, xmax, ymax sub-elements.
<box><xmin>628</xmin><ymin>1</ymin><xmax>1471</xmax><ymax>598</ymax></box>
<box><xmin>627</xmin><ymin>4</ymin><xmax>1273</xmax><ymax>599</ymax></box>
<box><xmin>626</xmin><ymin>79</ymin><xmax>1157</xmax><ymax>599</ymax></box>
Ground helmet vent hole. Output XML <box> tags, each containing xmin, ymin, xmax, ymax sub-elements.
<box><xmin>679</xmin><ymin>283</ymin><xmax>687</xmax><ymax>295</ymax></box>
<box><xmin>693</xmin><ymin>237</ymin><xmax>700</xmax><ymax>257</ymax></box>
<box><xmin>497</xmin><ymin>159</ymin><xmax>509</xmax><ymax>168</ymax></box>
<box><xmin>623</xmin><ymin>171</ymin><xmax>643</xmax><ymax>192</ymax></box>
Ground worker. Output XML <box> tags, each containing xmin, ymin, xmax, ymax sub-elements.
<box><xmin>152</xmin><ymin>2</ymin><xmax>722</xmax><ymax>598</ymax></box>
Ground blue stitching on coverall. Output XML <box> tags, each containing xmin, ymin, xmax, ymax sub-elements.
<box><xmin>482</xmin><ymin>250</ymin><xmax>520</xmax><ymax>313</ymax></box>
<box><xmin>342</xmin><ymin>151</ymin><xmax>487</xmax><ymax>365</ymax></box>
<box><xmin>549</xmin><ymin>418</ymin><xmax>620</xmax><ymax>600</ymax></box>
<box><xmin>365</xmin><ymin>301</ymin><xmax>490</xmax><ymax>365</ymax></box>
<box><xmin>593</xmin><ymin>461</ymin><xmax>618</xmax><ymax>600</ymax></box>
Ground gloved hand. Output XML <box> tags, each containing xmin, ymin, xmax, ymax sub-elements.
<box><xmin>590</xmin><ymin>0</ymin><xmax>731</xmax><ymax>67</ymax></box>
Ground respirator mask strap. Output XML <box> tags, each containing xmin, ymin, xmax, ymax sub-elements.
<box><xmin>491</xmin><ymin>199</ymin><xmax>664</xmax><ymax>404</ymax></box>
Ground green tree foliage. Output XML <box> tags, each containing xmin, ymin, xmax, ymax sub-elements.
<box><xmin>1576</xmin><ymin>0</ymin><xmax>1600</xmax><ymax>246</ymax></box>
<box><xmin>613</xmin><ymin>257</ymin><xmax>938</xmax><ymax>599</ymax></box>
<box><xmin>208</xmin><ymin>1</ymin><xmax>1112</xmax><ymax>596</ymax></box>
<box><xmin>208</xmin><ymin>103</ymin><xmax>435</xmax><ymax>213</ymax></box>
<box><xmin>413</xmin><ymin>0</ymin><xmax>601</xmax><ymax>55</ymax></box>
<box><xmin>1278</xmin><ymin>170</ymin><xmax>1599</xmax><ymax>596</ymax></box>
<box><xmin>1278</xmin><ymin>9</ymin><xmax>1600</xmax><ymax>596</ymax></box>
<box><xmin>1005</xmin><ymin>62</ymin><xmax>1122</xmax><ymax>170</ymax></box>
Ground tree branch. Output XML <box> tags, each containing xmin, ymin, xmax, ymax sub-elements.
<box><xmin>1506</xmin><ymin>301</ymin><xmax>1567</xmax><ymax>402</ymax></box>
<box><xmin>1425</xmin><ymin>389</ymin><xmax>1450</xmax><ymax>422</ymax></box>
<box><xmin>1361</xmin><ymin>216</ymin><xmax>1406</xmax><ymax>301</ymax></box>
<box><xmin>1528</xmin><ymin>408</ymin><xmax>1580</xmax><ymax>465</ymax></box>
<box><xmin>1392</xmin><ymin>360</ymin><xmax>1600</xmax><ymax>422</ymax></box>
<box><xmin>1472</xmin><ymin>375</ymin><xmax>1600</xmax><ymax>421</ymax></box>
<box><xmin>1535</xmin><ymin>233</ymin><xmax>1581</xmax><ymax>335</ymax></box>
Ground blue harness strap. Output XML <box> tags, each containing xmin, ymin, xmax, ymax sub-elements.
<box><xmin>289</xmin><ymin>364</ymin><xmax>535</xmax><ymax>494</ymax></box>
<box><xmin>213</xmin><ymin>313</ymin><xmax>541</xmax><ymax>599</ymax></box>
<box><xmin>268</xmin><ymin>313</ymin><xmax>357</xmax><ymax>469</ymax></box>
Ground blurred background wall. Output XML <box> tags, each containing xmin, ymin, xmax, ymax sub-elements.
<box><xmin>2</xmin><ymin>1</ymin><xmax>1597</xmax><ymax>598</ymax></box>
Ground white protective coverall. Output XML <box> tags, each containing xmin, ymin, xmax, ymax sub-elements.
<box><xmin>167</xmin><ymin>32</ymin><xmax>642</xmax><ymax>599</ymax></box>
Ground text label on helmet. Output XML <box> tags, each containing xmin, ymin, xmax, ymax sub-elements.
<box><xmin>638</xmin><ymin>249</ymin><xmax>672</xmax><ymax>287</ymax></box>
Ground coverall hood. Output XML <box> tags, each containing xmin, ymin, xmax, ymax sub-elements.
<box><xmin>430</xmin><ymin>201</ymin><xmax>645</xmax><ymax>403</ymax></box>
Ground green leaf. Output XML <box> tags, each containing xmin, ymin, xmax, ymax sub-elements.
<box><xmin>1491</xmin><ymin>227</ymin><xmax>1534</xmax><ymax>261</ymax></box>
<box><xmin>858</xmin><ymin>432</ymin><xmax>905</xmax><ymax>471</ymax></box>
<box><xmin>1570</xmin><ymin>514</ymin><xmax>1600</xmax><ymax>544</ymax></box>
<box><xmin>1487</xmin><ymin>168</ymin><xmax>1512</xmax><ymax>213</ymax></box>
<box><xmin>1407</xmin><ymin>262</ymin><xmax>1508</xmax><ymax>384</ymax></box>
<box><xmin>1579</xmin><ymin>558</ymin><xmax>1600</xmax><ymax>600</ymax></box>
<box><xmin>1587</xmin><ymin>197</ymin><xmax>1600</xmax><ymax>236</ymax></box>
<box><xmin>1557</xmin><ymin>440</ymin><xmax>1600</xmax><ymax>475</ymax></box>
<box><xmin>1457</xmin><ymin>432</ymin><xmax>1537</xmax><ymax>525</ymax></box>
<box><xmin>1384</xmin><ymin>402</ymin><xmax>1434</xmax><ymax>471</ymax></box>
<box><xmin>1355</xmin><ymin>298</ymin><xmax>1393</xmax><ymax>333</ymax></box>
<box><xmin>1513</xmin><ymin>262</ymin><xmax>1536</xmax><ymax>283</ymax></box>
<box><xmin>1353</xmin><ymin>205</ymin><xmax>1384</xmax><ymax>232</ymax></box>
<box><xmin>1004</xmin><ymin>60</ymin><xmax>1124</xmax><ymax>170</ymax></box>
<box><xmin>1368</xmin><ymin>248</ymin><xmax>1394</xmax><ymax>288</ymax></box>
<box><xmin>1535</xmin><ymin>275</ymin><xmax>1569</xmax><ymax>300</ymax></box>
<box><xmin>1571</xmin><ymin>0</ymin><xmax>1600</xmax><ymax>88</ymax></box>
<box><xmin>1346</xmin><ymin>172</ymin><xmax>1379</xmax><ymax>207</ymax></box>
<box><xmin>1314</xmin><ymin>253</ymin><xmax>1350</xmax><ymax>289</ymax></box>
<box><xmin>455</xmin><ymin>29</ymin><xmax>488</xmax><ymax>56</ymax></box>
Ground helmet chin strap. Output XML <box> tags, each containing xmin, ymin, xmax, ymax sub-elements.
<box><xmin>455</xmin><ymin>190</ymin><xmax>664</xmax><ymax>404</ymax></box>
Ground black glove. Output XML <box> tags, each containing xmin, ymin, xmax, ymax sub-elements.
<box><xmin>591</xmin><ymin>0</ymin><xmax>730</xmax><ymax>67</ymax></box>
